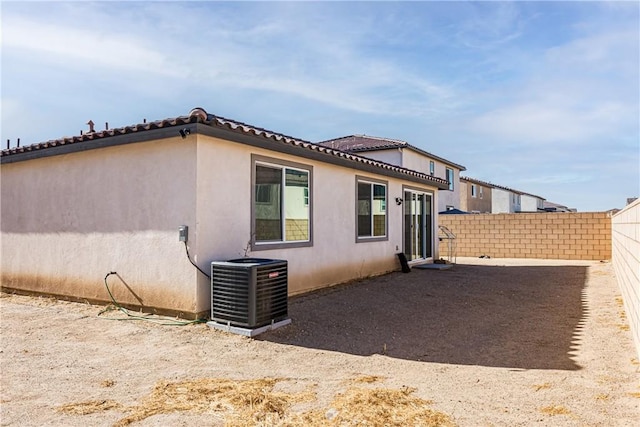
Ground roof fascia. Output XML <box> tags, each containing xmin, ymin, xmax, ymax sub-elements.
<box><xmin>0</xmin><ymin>126</ymin><xmax>193</xmax><ymax>165</ymax></box>
<box><xmin>1</xmin><ymin>121</ymin><xmax>449</xmax><ymax>190</ymax></box>
<box><xmin>197</xmin><ymin>124</ymin><xmax>449</xmax><ymax>190</ymax></box>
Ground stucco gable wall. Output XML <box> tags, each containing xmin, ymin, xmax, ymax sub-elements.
<box><xmin>1</xmin><ymin>138</ymin><xmax>200</xmax><ymax>315</ymax></box>
<box><xmin>349</xmin><ymin>148</ymin><xmax>402</xmax><ymax>167</ymax></box>
<box><xmin>492</xmin><ymin>189</ymin><xmax>512</xmax><ymax>213</ymax></box>
<box><xmin>521</xmin><ymin>195</ymin><xmax>536</xmax><ymax>212</ymax></box>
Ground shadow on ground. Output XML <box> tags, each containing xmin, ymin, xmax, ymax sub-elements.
<box><xmin>261</xmin><ymin>264</ymin><xmax>588</xmax><ymax>370</ymax></box>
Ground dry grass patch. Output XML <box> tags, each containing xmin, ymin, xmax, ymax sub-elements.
<box><xmin>533</xmin><ymin>383</ymin><xmax>551</xmax><ymax>391</ymax></box>
<box><xmin>628</xmin><ymin>392</ymin><xmax>640</xmax><ymax>398</ymax></box>
<box><xmin>540</xmin><ymin>405</ymin><xmax>572</xmax><ymax>416</ymax></box>
<box><xmin>58</xmin><ymin>376</ymin><xmax>455</xmax><ymax>427</ymax></box>
<box><xmin>299</xmin><ymin>386</ymin><xmax>452</xmax><ymax>426</ymax></box>
<box><xmin>57</xmin><ymin>400</ymin><xmax>123</xmax><ymax>415</ymax></box>
<box><xmin>113</xmin><ymin>377</ymin><xmax>314</xmax><ymax>426</ymax></box>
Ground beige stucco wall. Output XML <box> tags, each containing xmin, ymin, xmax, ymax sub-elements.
<box><xmin>521</xmin><ymin>194</ymin><xmax>543</xmax><ymax>213</ymax></box>
<box><xmin>2</xmin><ymin>133</ymin><xmax>441</xmax><ymax>315</ymax></box>
<box><xmin>401</xmin><ymin>150</ymin><xmax>459</xmax><ymax>213</ymax></box>
<box><xmin>1</xmin><ymin>138</ymin><xmax>200</xmax><ymax>315</ymax></box>
<box><xmin>611</xmin><ymin>199</ymin><xmax>640</xmax><ymax>359</ymax></box>
<box><xmin>347</xmin><ymin>148</ymin><xmax>460</xmax><ymax>213</ymax></box>
<box><xmin>193</xmin><ymin>135</ymin><xmax>440</xmax><ymax>297</ymax></box>
<box><xmin>492</xmin><ymin>188</ymin><xmax>520</xmax><ymax>213</ymax></box>
<box><xmin>354</xmin><ymin>148</ymin><xmax>403</xmax><ymax>167</ymax></box>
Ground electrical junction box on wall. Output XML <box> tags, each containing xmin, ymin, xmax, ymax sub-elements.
<box><xmin>178</xmin><ymin>225</ymin><xmax>188</xmax><ymax>242</ymax></box>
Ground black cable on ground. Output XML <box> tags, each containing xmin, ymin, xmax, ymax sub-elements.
<box><xmin>99</xmin><ymin>272</ymin><xmax>206</xmax><ymax>325</ymax></box>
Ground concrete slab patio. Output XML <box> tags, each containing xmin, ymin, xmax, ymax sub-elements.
<box><xmin>1</xmin><ymin>258</ymin><xmax>638</xmax><ymax>426</ymax></box>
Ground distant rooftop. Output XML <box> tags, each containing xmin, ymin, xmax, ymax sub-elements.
<box><xmin>318</xmin><ymin>134</ymin><xmax>466</xmax><ymax>171</ymax></box>
<box><xmin>460</xmin><ymin>176</ymin><xmax>545</xmax><ymax>200</ymax></box>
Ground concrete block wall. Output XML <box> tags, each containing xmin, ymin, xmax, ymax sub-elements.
<box><xmin>439</xmin><ymin>212</ymin><xmax>611</xmax><ymax>261</ymax></box>
<box><xmin>611</xmin><ymin>199</ymin><xmax>640</xmax><ymax>359</ymax></box>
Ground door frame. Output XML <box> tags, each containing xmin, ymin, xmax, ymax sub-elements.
<box><xmin>402</xmin><ymin>186</ymin><xmax>435</xmax><ymax>263</ymax></box>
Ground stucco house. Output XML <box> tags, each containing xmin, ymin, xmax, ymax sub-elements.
<box><xmin>520</xmin><ymin>192</ymin><xmax>545</xmax><ymax>213</ymax></box>
<box><xmin>459</xmin><ymin>176</ymin><xmax>492</xmax><ymax>213</ymax></box>
<box><xmin>1</xmin><ymin>108</ymin><xmax>449</xmax><ymax>318</ymax></box>
<box><xmin>317</xmin><ymin>135</ymin><xmax>466</xmax><ymax>213</ymax></box>
<box><xmin>460</xmin><ymin>176</ymin><xmax>546</xmax><ymax>214</ymax></box>
<box><xmin>491</xmin><ymin>186</ymin><xmax>522</xmax><ymax>213</ymax></box>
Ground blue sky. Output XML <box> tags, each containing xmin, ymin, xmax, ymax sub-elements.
<box><xmin>2</xmin><ymin>1</ymin><xmax>638</xmax><ymax>211</ymax></box>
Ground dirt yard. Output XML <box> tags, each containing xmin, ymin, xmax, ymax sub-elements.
<box><xmin>1</xmin><ymin>258</ymin><xmax>638</xmax><ymax>426</ymax></box>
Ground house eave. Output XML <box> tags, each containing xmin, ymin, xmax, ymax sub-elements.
<box><xmin>196</xmin><ymin>123</ymin><xmax>450</xmax><ymax>190</ymax></box>
<box><xmin>1</xmin><ymin>115</ymin><xmax>449</xmax><ymax>190</ymax></box>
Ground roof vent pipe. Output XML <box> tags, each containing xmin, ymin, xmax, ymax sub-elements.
<box><xmin>6</xmin><ymin>139</ymin><xmax>9</xmax><ymax>150</ymax></box>
<box><xmin>17</xmin><ymin>138</ymin><xmax>20</xmax><ymax>147</ymax></box>
<box><xmin>188</xmin><ymin>107</ymin><xmax>208</xmax><ymax>122</ymax></box>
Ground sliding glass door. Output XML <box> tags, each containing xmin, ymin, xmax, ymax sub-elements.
<box><xmin>403</xmin><ymin>190</ymin><xmax>433</xmax><ymax>261</ymax></box>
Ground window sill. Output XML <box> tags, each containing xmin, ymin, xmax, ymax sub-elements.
<box><xmin>252</xmin><ymin>240</ymin><xmax>312</xmax><ymax>251</ymax></box>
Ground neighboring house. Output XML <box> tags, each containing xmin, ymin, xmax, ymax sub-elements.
<box><xmin>460</xmin><ymin>176</ymin><xmax>545</xmax><ymax>214</ymax></box>
<box><xmin>459</xmin><ymin>176</ymin><xmax>492</xmax><ymax>213</ymax></box>
<box><xmin>492</xmin><ymin>186</ymin><xmax>521</xmax><ymax>213</ymax></box>
<box><xmin>317</xmin><ymin>135</ymin><xmax>466</xmax><ymax>213</ymax></box>
<box><xmin>1</xmin><ymin>108</ymin><xmax>449</xmax><ymax>318</ymax></box>
<box><xmin>520</xmin><ymin>192</ymin><xmax>545</xmax><ymax>213</ymax></box>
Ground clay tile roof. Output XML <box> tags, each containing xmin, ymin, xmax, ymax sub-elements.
<box><xmin>317</xmin><ymin>135</ymin><xmax>408</xmax><ymax>151</ymax></box>
<box><xmin>1</xmin><ymin>116</ymin><xmax>197</xmax><ymax>156</ymax></box>
<box><xmin>1</xmin><ymin>108</ymin><xmax>450</xmax><ymax>189</ymax></box>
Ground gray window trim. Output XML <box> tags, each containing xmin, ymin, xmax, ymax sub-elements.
<box><xmin>251</xmin><ymin>154</ymin><xmax>313</xmax><ymax>251</ymax></box>
<box><xmin>445</xmin><ymin>167</ymin><xmax>454</xmax><ymax>191</ymax></box>
<box><xmin>355</xmin><ymin>175</ymin><xmax>389</xmax><ymax>243</ymax></box>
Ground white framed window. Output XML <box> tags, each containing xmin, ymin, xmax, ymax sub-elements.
<box><xmin>479</xmin><ymin>187</ymin><xmax>484</xmax><ymax>199</ymax></box>
<box><xmin>356</xmin><ymin>177</ymin><xmax>388</xmax><ymax>242</ymax></box>
<box><xmin>446</xmin><ymin>168</ymin><xmax>454</xmax><ymax>191</ymax></box>
<box><xmin>429</xmin><ymin>161</ymin><xmax>435</xmax><ymax>176</ymax></box>
<box><xmin>471</xmin><ymin>184</ymin><xmax>477</xmax><ymax>198</ymax></box>
<box><xmin>252</xmin><ymin>155</ymin><xmax>312</xmax><ymax>249</ymax></box>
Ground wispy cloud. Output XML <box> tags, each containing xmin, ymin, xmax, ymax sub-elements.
<box><xmin>1</xmin><ymin>1</ymin><xmax>637</xmax><ymax>211</ymax></box>
<box><xmin>3</xmin><ymin>17</ymin><xmax>182</xmax><ymax>77</ymax></box>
